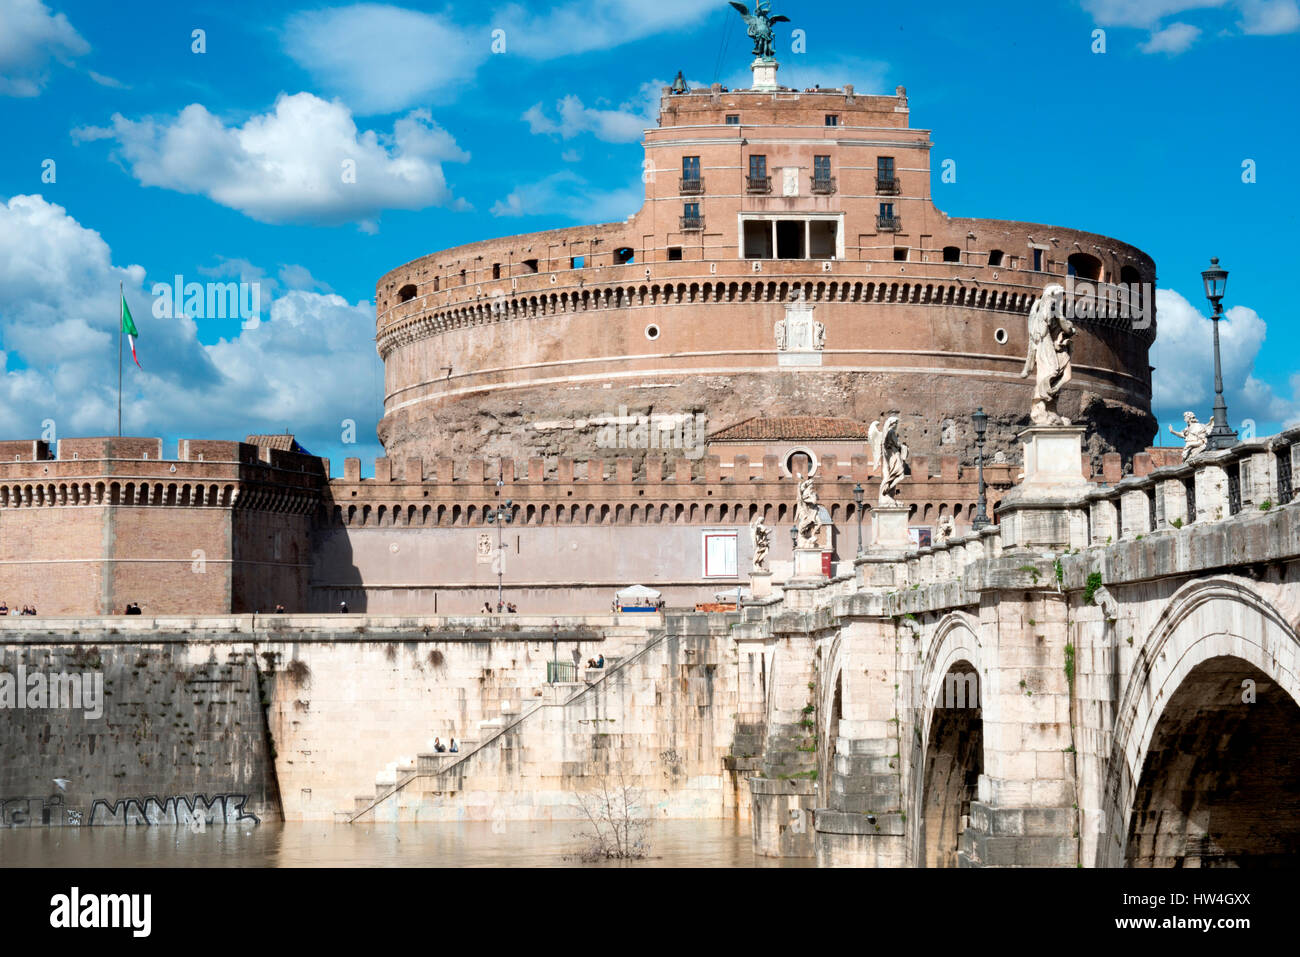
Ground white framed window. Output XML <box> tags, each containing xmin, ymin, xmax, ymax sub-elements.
<box><xmin>702</xmin><ymin>530</ymin><xmax>738</xmax><ymax>578</ymax></box>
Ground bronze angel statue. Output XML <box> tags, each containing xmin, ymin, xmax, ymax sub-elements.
<box><xmin>729</xmin><ymin>1</ymin><xmax>789</xmax><ymax>60</ymax></box>
<box><xmin>869</xmin><ymin>416</ymin><xmax>909</xmax><ymax>505</ymax></box>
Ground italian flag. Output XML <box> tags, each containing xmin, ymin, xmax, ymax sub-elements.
<box><xmin>121</xmin><ymin>292</ymin><xmax>141</xmax><ymax>368</ymax></box>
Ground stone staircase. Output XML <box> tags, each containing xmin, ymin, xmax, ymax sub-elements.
<box><xmin>338</xmin><ymin>639</ymin><xmax>650</xmax><ymax>824</ymax></box>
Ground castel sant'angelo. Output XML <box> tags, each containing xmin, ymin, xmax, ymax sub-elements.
<box><xmin>0</xmin><ymin>32</ymin><xmax>1169</xmax><ymax>617</ymax></box>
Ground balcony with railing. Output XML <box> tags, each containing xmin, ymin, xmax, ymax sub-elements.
<box><xmin>876</xmin><ymin>176</ymin><xmax>901</xmax><ymax>195</ymax></box>
<box><xmin>745</xmin><ymin>175</ymin><xmax>772</xmax><ymax>194</ymax></box>
<box><xmin>679</xmin><ymin>176</ymin><xmax>704</xmax><ymax>195</ymax></box>
<box><xmin>811</xmin><ymin>175</ymin><xmax>837</xmax><ymax>195</ymax></box>
<box><xmin>680</xmin><ymin>214</ymin><xmax>705</xmax><ymax>231</ymax></box>
<box><xmin>876</xmin><ymin>214</ymin><xmax>902</xmax><ymax>232</ymax></box>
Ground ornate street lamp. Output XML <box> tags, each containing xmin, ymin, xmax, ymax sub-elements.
<box><xmin>972</xmin><ymin>408</ymin><xmax>990</xmax><ymax>529</ymax></box>
<box><xmin>852</xmin><ymin>483</ymin><xmax>865</xmax><ymax>555</ymax></box>
<box><xmin>485</xmin><ymin>476</ymin><xmax>514</xmax><ymax>611</ymax></box>
<box><xmin>789</xmin><ymin>524</ymin><xmax>799</xmax><ymax>553</ymax></box>
<box><xmin>1201</xmin><ymin>257</ymin><xmax>1238</xmax><ymax>450</ymax></box>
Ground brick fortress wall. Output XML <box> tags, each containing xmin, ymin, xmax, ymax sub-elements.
<box><xmin>0</xmin><ymin>437</ymin><xmax>1181</xmax><ymax>616</ymax></box>
<box><xmin>0</xmin><ymin>437</ymin><xmax>323</xmax><ymax>615</ymax></box>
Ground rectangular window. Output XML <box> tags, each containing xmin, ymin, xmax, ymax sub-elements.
<box><xmin>749</xmin><ymin>155</ymin><xmax>767</xmax><ymax>178</ymax></box>
<box><xmin>776</xmin><ymin>220</ymin><xmax>805</xmax><ymax>259</ymax></box>
<box><xmin>433</xmin><ymin>276</ymin><xmax>440</xmax><ymax>291</ymax></box>
<box><xmin>702</xmin><ymin>531</ymin><xmax>738</xmax><ymax>578</ymax></box>
<box><xmin>522</xmin><ymin>258</ymin><xmax>538</xmax><ymax>273</ymax></box>
<box><xmin>570</xmin><ymin>256</ymin><xmax>585</xmax><ymax>269</ymax></box>
<box><xmin>667</xmin><ymin>246</ymin><xmax>683</xmax><ymax>261</ymax></box>
<box><xmin>825</xmin><ymin>114</ymin><xmax>839</xmax><ymax>126</ymax></box>
<box><xmin>682</xmin><ymin>156</ymin><xmax>700</xmax><ymax>179</ymax></box>
<box><xmin>814</xmin><ymin>155</ymin><xmax>831</xmax><ymax>178</ymax></box>
<box><xmin>1032</xmin><ymin>248</ymin><xmax>1043</xmax><ymax>271</ymax></box>
<box><xmin>880</xmin><ymin>202</ymin><xmax>895</xmax><ymax>218</ymax></box>
<box><xmin>492</xmin><ymin>263</ymin><xmax>501</xmax><ymax>279</ymax></box>
<box><xmin>877</xmin><ymin>156</ymin><xmax>895</xmax><ymax>177</ymax></box>
<box><xmin>725</xmin><ymin>114</ymin><xmax>740</xmax><ymax>125</ymax></box>
<box><xmin>894</xmin><ymin>247</ymin><xmax>908</xmax><ymax>261</ymax></box>
<box><xmin>743</xmin><ymin>220</ymin><xmax>772</xmax><ymax>259</ymax></box>
<box><xmin>684</xmin><ymin>202</ymin><xmax>700</xmax><ymax>219</ymax></box>
<box><xmin>809</xmin><ymin>220</ymin><xmax>837</xmax><ymax>259</ymax></box>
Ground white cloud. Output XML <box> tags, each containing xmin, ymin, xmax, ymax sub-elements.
<box><xmin>0</xmin><ymin>194</ymin><xmax>383</xmax><ymax>460</ymax></box>
<box><xmin>1081</xmin><ymin>0</ymin><xmax>1298</xmax><ymax>48</ymax></box>
<box><xmin>523</xmin><ymin>81</ymin><xmax>661</xmax><ymax>143</ymax></box>
<box><xmin>280</xmin><ymin>2</ymin><xmax>716</xmax><ymax>115</ymax></box>
<box><xmin>72</xmin><ymin>93</ymin><xmax>469</xmax><ymax>228</ymax></box>
<box><xmin>490</xmin><ymin>170</ymin><xmax>641</xmax><ymax>222</ymax></box>
<box><xmin>1237</xmin><ymin>0</ymin><xmax>1300</xmax><ymax>32</ymax></box>
<box><xmin>1151</xmin><ymin>287</ymin><xmax>1299</xmax><ymax>430</ymax></box>
<box><xmin>1140</xmin><ymin>21</ymin><xmax>1203</xmax><ymax>52</ymax></box>
<box><xmin>0</xmin><ymin>0</ymin><xmax>88</xmax><ymax>96</ymax></box>
<box><xmin>492</xmin><ymin>0</ymin><xmax>715</xmax><ymax>58</ymax></box>
<box><xmin>1081</xmin><ymin>0</ymin><xmax>1228</xmax><ymax>28</ymax></box>
<box><xmin>282</xmin><ymin>4</ymin><xmax>487</xmax><ymax>115</ymax></box>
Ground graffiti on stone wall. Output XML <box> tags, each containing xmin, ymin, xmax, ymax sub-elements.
<box><xmin>1</xmin><ymin>793</ymin><xmax>259</xmax><ymax>827</ymax></box>
<box><xmin>88</xmin><ymin>793</ymin><xmax>259</xmax><ymax>826</ymax></box>
<box><xmin>0</xmin><ymin>794</ymin><xmax>75</xmax><ymax>827</ymax></box>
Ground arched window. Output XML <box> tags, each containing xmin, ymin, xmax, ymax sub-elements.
<box><xmin>942</xmin><ymin>245</ymin><xmax>961</xmax><ymax>263</ymax></box>
<box><xmin>396</xmin><ymin>284</ymin><xmax>417</xmax><ymax>303</ymax></box>
<box><xmin>987</xmin><ymin>249</ymin><xmax>1004</xmax><ymax>267</ymax></box>
<box><xmin>1067</xmin><ymin>252</ymin><xmax>1101</xmax><ymax>280</ymax></box>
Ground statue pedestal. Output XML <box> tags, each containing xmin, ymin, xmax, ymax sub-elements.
<box><xmin>855</xmin><ymin>507</ymin><xmax>912</xmax><ymax>589</ymax></box>
<box><xmin>871</xmin><ymin>505</ymin><xmax>911</xmax><ymax>550</ymax></box>
<box><xmin>751</xmin><ymin>57</ymin><xmax>779</xmax><ymax>91</ymax></box>
<box><xmin>1017</xmin><ymin>425</ymin><xmax>1088</xmax><ymax>491</ymax></box>
<box><xmin>997</xmin><ymin>426</ymin><xmax>1092</xmax><ymax>551</ymax></box>
<box><xmin>790</xmin><ymin>547</ymin><xmax>826</xmax><ymax>581</ymax></box>
<box><xmin>750</xmin><ymin>569</ymin><xmax>773</xmax><ymax>599</ymax></box>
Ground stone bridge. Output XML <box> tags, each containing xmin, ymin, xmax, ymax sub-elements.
<box><xmin>739</xmin><ymin>425</ymin><xmax>1300</xmax><ymax>866</ymax></box>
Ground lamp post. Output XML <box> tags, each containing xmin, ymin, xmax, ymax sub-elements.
<box><xmin>485</xmin><ymin>476</ymin><xmax>514</xmax><ymax>612</ymax></box>
<box><xmin>972</xmin><ymin>407</ymin><xmax>990</xmax><ymax>529</ymax></box>
<box><xmin>789</xmin><ymin>524</ymin><xmax>799</xmax><ymax>553</ymax></box>
<box><xmin>550</xmin><ymin>620</ymin><xmax>559</xmax><ymax>683</ymax></box>
<box><xmin>852</xmin><ymin>483</ymin><xmax>865</xmax><ymax>555</ymax></box>
<box><xmin>1201</xmin><ymin>257</ymin><xmax>1238</xmax><ymax>450</ymax></box>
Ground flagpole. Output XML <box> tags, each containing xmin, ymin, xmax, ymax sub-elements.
<box><xmin>118</xmin><ymin>281</ymin><xmax>123</xmax><ymax>437</ymax></box>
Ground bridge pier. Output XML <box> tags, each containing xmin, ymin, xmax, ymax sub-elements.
<box><xmin>813</xmin><ymin>613</ymin><xmax>909</xmax><ymax>867</ymax></box>
<box><xmin>748</xmin><ymin>612</ymin><xmax>821</xmax><ymax>858</ymax></box>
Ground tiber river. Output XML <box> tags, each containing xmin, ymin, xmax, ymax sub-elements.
<box><xmin>0</xmin><ymin>819</ymin><xmax>810</xmax><ymax>867</ymax></box>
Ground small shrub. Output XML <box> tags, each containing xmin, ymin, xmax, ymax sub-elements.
<box><xmin>1083</xmin><ymin>572</ymin><xmax>1104</xmax><ymax>605</ymax></box>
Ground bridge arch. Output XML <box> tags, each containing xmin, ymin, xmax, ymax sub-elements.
<box><xmin>1101</xmin><ymin>576</ymin><xmax>1300</xmax><ymax>867</ymax></box>
<box><xmin>912</xmin><ymin>611</ymin><xmax>986</xmax><ymax>868</ymax></box>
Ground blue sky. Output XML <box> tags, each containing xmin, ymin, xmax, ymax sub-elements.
<box><xmin>0</xmin><ymin>0</ymin><xmax>1297</xmax><ymax>474</ymax></box>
